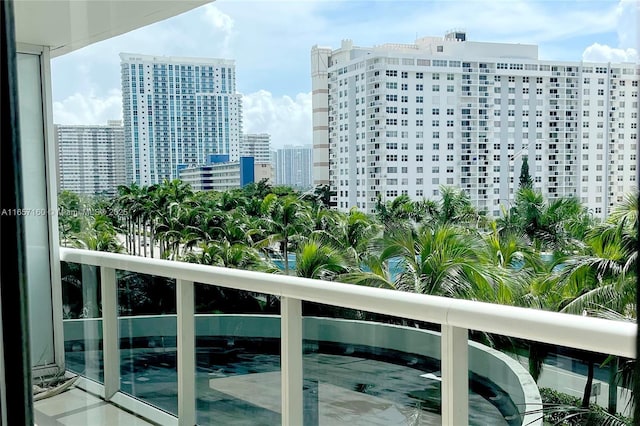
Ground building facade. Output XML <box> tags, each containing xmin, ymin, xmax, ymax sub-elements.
<box><xmin>242</xmin><ymin>133</ymin><xmax>274</xmax><ymax>183</ymax></box>
<box><xmin>179</xmin><ymin>155</ymin><xmax>254</xmax><ymax>192</ymax></box>
<box><xmin>311</xmin><ymin>33</ymin><xmax>639</xmax><ymax>218</ymax></box>
<box><xmin>121</xmin><ymin>53</ymin><xmax>243</xmax><ymax>186</ymax></box>
<box><xmin>55</xmin><ymin>120</ymin><xmax>126</xmax><ymax>196</ymax></box>
<box><xmin>241</xmin><ymin>133</ymin><xmax>272</xmax><ymax>163</ymax></box>
<box><xmin>275</xmin><ymin>145</ymin><xmax>313</xmax><ymax>189</ymax></box>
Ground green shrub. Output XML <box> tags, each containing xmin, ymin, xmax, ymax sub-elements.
<box><xmin>538</xmin><ymin>387</ymin><xmax>633</xmax><ymax>426</ymax></box>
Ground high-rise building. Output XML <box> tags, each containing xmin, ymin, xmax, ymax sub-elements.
<box><xmin>55</xmin><ymin>120</ymin><xmax>126</xmax><ymax>196</ymax></box>
<box><xmin>241</xmin><ymin>133</ymin><xmax>274</xmax><ymax>183</ymax></box>
<box><xmin>275</xmin><ymin>145</ymin><xmax>313</xmax><ymax>189</ymax></box>
<box><xmin>311</xmin><ymin>33</ymin><xmax>639</xmax><ymax>218</ymax></box>
<box><xmin>121</xmin><ymin>53</ymin><xmax>243</xmax><ymax>186</ymax></box>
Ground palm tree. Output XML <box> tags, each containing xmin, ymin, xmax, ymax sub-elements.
<box><xmin>539</xmin><ymin>194</ymin><xmax>638</xmax><ymax>409</ymax></box>
<box><xmin>259</xmin><ymin>194</ymin><xmax>311</xmax><ymax>274</ymax></box>
<box><xmin>512</xmin><ymin>188</ymin><xmax>594</xmax><ymax>252</ymax></box>
<box><xmin>379</xmin><ymin>224</ymin><xmax>500</xmax><ymax>299</ymax></box>
<box><xmin>295</xmin><ymin>238</ymin><xmax>348</xmax><ymax>280</ymax></box>
<box><xmin>301</xmin><ymin>184</ymin><xmax>335</xmax><ymax>208</ymax></box>
<box><xmin>436</xmin><ymin>185</ymin><xmax>479</xmax><ymax>226</ymax></box>
<box><xmin>57</xmin><ymin>190</ymin><xmax>84</xmax><ymax>246</ymax></box>
<box><xmin>184</xmin><ymin>240</ymin><xmax>276</xmax><ymax>272</ymax></box>
<box><xmin>313</xmin><ymin>207</ymin><xmax>381</xmax><ymax>265</ymax></box>
<box><xmin>482</xmin><ymin>222</ymin><xmax>546</xmax><ymax>305</ymax></box>
<box><xmin>114</xmin><ymin>182</ymin><xmax>155</xmax><ymax>256</ymax></box>
<box><xmin>556</xmin><ymin>223</ymin><xmax>636</xmax><ymax>319</ymax></box>
<box><xmin>70</xmin><ymin>213</ymin><xmax>124</xmax><ymax>253</ymax></box>
<box><xmin>374</xmin><ymin>194</ymin><xmax>416</xmax><ymax>233</ymax></box>
<box><xmin>341</xmin><ymin>252</ymin><xmax>397</xmax><ymax>290</ymax></box>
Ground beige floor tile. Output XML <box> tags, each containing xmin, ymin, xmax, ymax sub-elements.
<box><xmin>34</xmin><ymin>388</ymin><xmax>155</xmax><ymax>426</ymax></box>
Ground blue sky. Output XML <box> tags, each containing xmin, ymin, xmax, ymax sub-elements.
<box><xmin>51</xmin><ymin>0</ymin><xmax>638</xmax><ymax>148</ymax></box>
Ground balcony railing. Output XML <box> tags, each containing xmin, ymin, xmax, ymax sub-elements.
<box><xmin>59</xmin><ymin>247</ymin><xmax>636</xmax><ymax>426</ymax></box>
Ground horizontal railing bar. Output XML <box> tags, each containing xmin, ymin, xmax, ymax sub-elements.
<box><xmin>60</xmin><ymin>247</ymin><xmax>637</xmax><ymax>358</ymax></box>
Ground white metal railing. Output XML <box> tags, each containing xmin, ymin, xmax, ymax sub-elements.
<box><xmin>60</xmin><ymin>247</ymin><xmax>637</xmax><ymax>426</ymax></box>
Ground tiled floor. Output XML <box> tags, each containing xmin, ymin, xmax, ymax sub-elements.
<box><xmin>34</xmin><ymin>388</ymin><xmax>155</xmax><ymax>426</ymax></box>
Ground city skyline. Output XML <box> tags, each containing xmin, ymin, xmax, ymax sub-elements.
<box><xmin>50</xmin><ymin>0</ymin><xmax>637</xmax><ymax>150</ymax></box>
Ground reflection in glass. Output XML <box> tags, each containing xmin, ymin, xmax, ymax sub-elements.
<box><xmin>195</xmin><ymin>284</ymin><xmax>281</xmax><ymax>425</ymax></box>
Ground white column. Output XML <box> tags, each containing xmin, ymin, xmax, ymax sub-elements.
<box><xmin>441</xmin><ymin>325</ymin><xmax>468</xmax><ymax>426</ymax></box>
<box><xmin>177</xmin><ymin>279</ymin><xmax>195</xmax><ymax>426</ymax></box>
<box><xmin>100</xmin><ymin>267</ymin><xmax>119</xmax><ymax>399</ymax></box>
<box><xmin>281</xmin><ymin>297</ymin><xmax>303</xmax><ymax>426</ymax></box>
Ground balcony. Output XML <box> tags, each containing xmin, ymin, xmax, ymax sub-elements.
<box><xmin>46</xmin><ymin>248</ymin><xmax>636</xmax><ymax>426</ymax></box>
<box><xmin>5</xmin><ymin>2</ymin><xmax>639</xmax><ymax>425</ymax></box>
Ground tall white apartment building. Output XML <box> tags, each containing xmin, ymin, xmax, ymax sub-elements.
<box><xmin>55</xmin><ymin>120</ymin><xmax>126</xmax><ymax>196</ymax></box>
<box><xmin>311</xmin><ymin>32</ymin><xmax>639</xmax><ymax>218</ymax></box>
<box><xmin>242</xmin><ymin>133</ymin><xmax>274</xmax><ymax>183</ymax></box>
<box><xmin>275</xmin><ymin>145</ymin><xmax>313</xmax><ymax>189</ymax></box>
<box><xmin>121</xmin><ymin>53</ymin><xmax>243</xmax><ymax>186</ymax></box>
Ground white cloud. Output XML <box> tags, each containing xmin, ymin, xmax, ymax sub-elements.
<box><xmin>614</xmin><ymin>0</ymin><xmax>639</xmax><ymax>49</ymax></box>
<box><xmin>582</xmin><ymin>43</ymin><xmax>638</xmax><ymax>63</ymax></box>
<box><xmin>582</xmin><ymin>0</ymin><xmax>638</xmax><ymax>63</ymax></box>
<box><xmin>53</xmin><ymin>90</ymin><xmax>122</xmax><ymax>125</ymax></box>
<box><xmin>242</xmin><ymin>90</ymin><xmax>312</xmax><ymax>149</ymax></box>
<box><xmin>201</xmin><ymin>4</ymin><xmax>235</xmax><ymax>55</ymax></box>
<box><xmin>202</xmin><ymin>4</ymin><xmax>234</xmax><ymax>33</ymax></box>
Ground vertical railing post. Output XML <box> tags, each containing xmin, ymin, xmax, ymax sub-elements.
<box><xmin>441</xmin><ymin>325</ymin><xmax>468</xmax><ymax>426</ymax></box>
<box><xmin>100</xmin><ymin>266</ymin><xmax>119</xmax><ymax>400</ymax></box>
<box><xmin>177</xmin><ymin>279</ymin><xmax>195</xmax><ymax>426</ymax></box>
<box><xmin>281</xmin><ymin>296</ymin><xmax>303</xmax><ymax>426</ymax></box>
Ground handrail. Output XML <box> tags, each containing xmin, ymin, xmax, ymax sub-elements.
<box><xmin>60</xmin><ymin>247</ymin><xmax>636</xmax><ymax>359</ymax></box>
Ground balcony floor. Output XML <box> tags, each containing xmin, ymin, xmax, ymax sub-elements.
<box><xmin>64</xmin><ymin>347</ymin><xmax>512</xmax><ymax>426</ymax></box>
<box><xmin>34</xmin><ymin>387</ymin><xmax>155</xmax><ymax>426</ymax></box>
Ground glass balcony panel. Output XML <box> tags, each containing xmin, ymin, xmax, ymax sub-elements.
<box><xmin>195</xmin><ymin>284</ymin><xmax>281</xmax><ymax>425</ymax></box>
<box><xmin>118</xmin><ymin>271</ymin><xmax>177</xmax><ymax>415</ymax></box>
<box><xmin>302</xmin><ymin>303</ymin><xmax>445</xmax><ymax>425</ymax></box>
<box><xmin>62</xmin><ymin>261</ymin><xmax>104</xmax><ymax>383</ymax></box>
<box><xmin>484</xmin><ymin>337</ymin><xmax>634</xmax><ymax>426</ymax></box>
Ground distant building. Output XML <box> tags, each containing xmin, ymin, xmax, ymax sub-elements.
<box><xmin>120</xmin><ymin>53</ymin><xmax>243</xmax><ymax>186</ymax></box>
<box><xmin>178</xmin><ymin>155</ymin><xmax>254</xmax><ymax>192</ymax></box>
<box><xmin>311</xmin><ymin>32</ymin><xmax>639</xmax><ymax>218</ymax></box>
<box><xmin>242</xmin><ymin>133</ymin><xmax>274</xmax><ymax>184</ymax></box>
<box><xmin>55</xmin><ymin>120</ymin><xmax>126</xmax><ymax>196</ymax></box>
<box><xmin>241</xmin><ymin>133</ymin><xmax>272</xmax><ymax>163</ymax></box>
<box><xmin>275</xmin><ymin>145</ymin><xmax>313</xmax><ymax>189</ymax></box>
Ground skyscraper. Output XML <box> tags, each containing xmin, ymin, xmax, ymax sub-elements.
<box><xmin>121</xmin><ymin>53</ymin><xmax>243</xmax><ymax>186</ymax></box>
<box><xmin>55</xmin><ymin>120</ymin><xmax>126</xmax><ymax>196</ymax></box>
<box><xmin>311</xmin><ymin>33</ymin><xmax>639</xmax><ymax>218</ymax></box>
<box><xmin>275</xmin><ymin>145</ymin><xmax>313</xmax><ymax>189</ymax></box>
